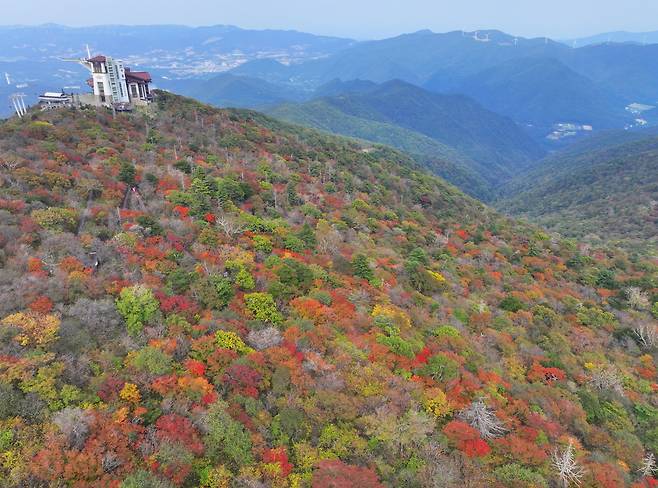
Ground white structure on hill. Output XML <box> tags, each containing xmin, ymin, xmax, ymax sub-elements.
<box><xmin>39</xmin><ymin>92</ymin><xmax>73</xmax><ymax>107</ymax></box>
<box><xmin>79</xmin><ymin>54</ymin><xmax>152</xmax><ymax>107</ymax></box>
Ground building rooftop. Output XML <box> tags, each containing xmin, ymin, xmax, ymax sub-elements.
<box><xmin>87</xmin><ymin>55</ymin><xmax>107</xmax><ymax>63</ymax></box>
<box><xmin>125</xmin><ymin>69</ymin><xmax>152</xmax><ymax>83</ymax></box>
<box><xmin>40</xmin><ymin>92</ymin><xmax>70</xmax><ymax>98</ymax></box>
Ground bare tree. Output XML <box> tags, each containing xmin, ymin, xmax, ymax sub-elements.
<box><xmin>215</xmin><ymin>212</ymin><xmax>246</xmax><ymax>239</ymax></box>
<box><xmin>552</xmin><ymin>440</ymin><xmax>586</xmax><ymax>487</ymax></box>
<box><xmin>639</xmin><ymin>452</ymin><xmax>656</xmax><ymax>478</ymax></box>
<box><xmin>634</xmin><ymin>321</ymin><xmax>657</xmax><ymax>349</ymax></box>
<box><xmin>626</xmin><ymin>287</ymin><xmax>650</xmax><ymax>310</ymax></box>
<box><xmin>588</xmin><ymin>366</ymin><xmax>625</xmax><ymax>396</ymax></box>
<box><xmin>458</xmin><ymin>398</ymin><xmax>507</xmax><ymax>439</ymax></box>
<box><xmin>247</xmin><ymin>327</ymin><xmax>282</xmax><ymax>351</ymax></box>
<box><xmin>52</xmin><ymin>407</ymin><xmax>93</xmax><ymax>450</ymax></box>
<box><xmin>316</xmin><ymin>220</ymin><xmax>342</xmax><ymax>254</ymax></box>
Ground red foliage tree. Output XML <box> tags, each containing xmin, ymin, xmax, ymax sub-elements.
<box><xmin>527</xmin><ymin>361</ymin><xmax>566</xmax><ymax>384</ymax></box>
<box><xmin>29</xmin><ymin>295</ymin><xmax>54</xmax><ymax>313</ymax></box>
<box><xmin>312</xmin><ymin>460</ymin><xmax>383</xmax><ymax>488</ymax></box>
<box><xmin>154</xmin><ymin>414</ymin><xmax>204</xmax><ymax>455</ymax></box>
<box><xmin>443</xmin><ymin>420</ymin><xmax>490</xmax><ymax>458</ymax></box>
<box><xmin>263</xmin><ymin>447</ymin><xmax>293</xmax><ymax>477</ymax></box>
<box><xmin>222</xmin><ymin>363</ymin><xmax>262</xmax><ymax>398</ymax></box>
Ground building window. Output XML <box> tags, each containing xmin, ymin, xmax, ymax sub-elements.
<box><xmin>131</xmin><ymin>84</ymin><xmax>138</xmax><ymax>98</ymax></box>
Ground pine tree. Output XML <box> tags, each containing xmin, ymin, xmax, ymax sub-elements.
<box><xmin>352</xmin><ymin>254</ymin><xmax>374</xmax><ymax>282</ymax></box>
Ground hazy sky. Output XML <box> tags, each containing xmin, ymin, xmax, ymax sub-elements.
<box><xmin>4</xmin><ymin>0</ymin><xmax>658</xmax><ymax>39</ymax></box>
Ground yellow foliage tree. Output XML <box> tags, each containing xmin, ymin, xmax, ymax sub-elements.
<box><xmin>215</xmin><ymin>330</ymin><xmax>254</xmax><ymax>355</ymax></box>
<box><xmin>119</xmin><ymin>382</ymin><xmax>141</xmax><ymax>404</ymax></box>
<box><xmin>1</xmin><ymin>312</ymin><xmax>60</xmax><ymax>347</ymax></box>
<box><xmin>423</xmin><ymin>388</ymin><xmax>453</xmax><ymax>418</ymax></box>
<box><xmin>371</xmin><ymin>303</ymin><xmax>412</xmax><ymax>330</ymax></box>
<box><xmin>427</xmin><ymin>270</ymin><xmax>446</xmax><ymax>284</ymax></box>
<box><xmin>199</xmin><ymin>464</ymin><xmax>232</xmax><ymax>488</ymax></box>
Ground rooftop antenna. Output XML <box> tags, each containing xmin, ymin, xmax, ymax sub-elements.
<box><xmin>86</xmin><ymin>44</ymin><xmax>91</xmax><ymax>59</ymax></box>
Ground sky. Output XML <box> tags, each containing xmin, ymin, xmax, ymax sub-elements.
<box><xmin>3</xmin><ymin>0</ymin><xmax>658</xmax><ymax>40</ymax></box>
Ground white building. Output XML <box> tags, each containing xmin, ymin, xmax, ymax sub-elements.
<box><xmin>38</xmin><ymin>92</ymin><xmax>73</xmax><ymax>106</ymax></box>
<box><xmin>81</xmin><ymin>55</ymin><xmax>152</xmax><ymax>107</ymax></box>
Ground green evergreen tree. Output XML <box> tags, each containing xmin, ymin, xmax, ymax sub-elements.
<box><xmin>352</xmin><ymin>254</ymin><xmax>374</xmax><ymax>282</ymax></box>
<box><xmin>118</xmin><ymin>161</ymin><xmax>136</xmax><ymax>185</ymax></box>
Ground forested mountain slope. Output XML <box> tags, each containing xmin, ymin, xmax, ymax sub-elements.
<box><xmin>267</xmin><ymin>98</ymin><xmax>494</xmax><ymax>200</ymax></box>
<box><xmin>498</xmin><ymin>134</ymin><xmax>658</xmax><ymax>255</ymax></box>
<box><xmin>171</xmin><ymin>73</ymin><xmax>307</xmax><ymax>109</ymax></box>
<box><xmin>0</xmin><ymin>92</ymin><xmax>656</xmax><ymax>487</ymax></box>
<box><xmin>268</xmin><ymin>80</ymin><xmax>544</xmax><ymax>200</ymax></box>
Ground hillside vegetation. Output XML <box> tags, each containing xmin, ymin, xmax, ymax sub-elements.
<box><xmin>498</xmin><ymin>134</ymin><xmax>658</xmax><ymax>255</ymax></box>
<box><xmin>0</xmin><ymin>92</ymin><xmax>656</xmax><ymax>487</ymax></box>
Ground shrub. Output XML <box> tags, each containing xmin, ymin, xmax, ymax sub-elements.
<box><xmin>132</xmin><ymin>346</ymin><xmax>173</xmax><ymax>375</ymax></box>
<box><xmin>119</xmin><ymin>161</ymin><xmax>136</xmax><ymax>185</ymax></box>
<box><xmin>493</xmin><ymin>464</ymin><xmax>547</xmax><ymax>487</ymax></box>
<box><xmin>192</xmin><ymin>275</ymin><xmax>234</xmax><ymax>310</ymax></box>
<box><xmin>253</xmin><ymin>235</ymin><xmax>273</xmax><ymax>254</ymax></box>
<box><xmin>577</xmin><ymin>306</ymin><xmax>616</xmax><ymax>328</ymax></box>
<box><xmin>418</xmin><ymin>353</ymin><xmax>460</xmax><ymax>382</ymax></box>
<box><xmin>499</xmin><ymin>295</ymin><xmax>525</xmax><ymax>312</ymax></box>
<box><xmin>215</xmin><ymin>330</ymin><xmax>253</xmax><ymax>355</ymax></box>
<box><xmin>244</xmin><ymin>293</ymin><xmax>282</xmax><ymax>324</ymax></box>
<box><xmin>276</xmin><ymin>258</ymin><xmax>314</xmax><ymax>296</ymax></box>
<box><xmin>235</xmin><ymin>267</ymin><xmax>255</xmax><ymax>290</ymax></box>
<box><xmin>204</xmin><ymin>401</ymin><xmax>253</xmax><ymax>468</ymax></box>
<box><xmin>31</xmin><ymin>207</ymin><xmax>78</xmax><ymax>232</ymax></box>
<box><xmin>434</xmin><ymin>325</ymin><xmax>461</xmax><ymax>339</ymax></box>
<box><xmin>116</xmin><ymin>285</ymin><xmax>159</xmax><ymax>337</ymax></box>
<box><xmin>120</xmin><ymin>470</ymin><xmax>174</xmax><ymax>488</ymax></box>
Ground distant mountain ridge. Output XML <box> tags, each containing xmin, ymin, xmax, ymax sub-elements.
<box><xmin>564</xmin><ymin>30</ymin><xmax>658</xmax><ymax>46</ymax></box>
<box><xmin>231</xmin><ymin>29</ymin><xmax>658</xmax><ymax>137</ymax></box>
<box><xmin>432</xmin><ymin>56</ymin><xmax>627</xmax><ymax>137</ymax></box>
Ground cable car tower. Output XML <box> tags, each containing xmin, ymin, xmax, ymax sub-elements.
<box><xmin>6</xmin><ymin>72</ymin><xmax>27</xmax><ymax>118</ymax></box>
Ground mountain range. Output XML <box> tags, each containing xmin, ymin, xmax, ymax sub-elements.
<box><xmin>566</xmin><ymin>30</ymin><xmax>658</xmax><ymax>46</ymax></box>
<box><xmin>0</xmin><ymin>24</ymin><xmax>354</xmax><ymax>117</ymax></box>
<box><xmin>229</xmin><ymin>29</ymin><xmax>658</xmax><ymax>137</ymax></box>
<box><xmin>4</xmin><ymin>24</ymin><xmax>658</xmax><ymax>137</ymax></box>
